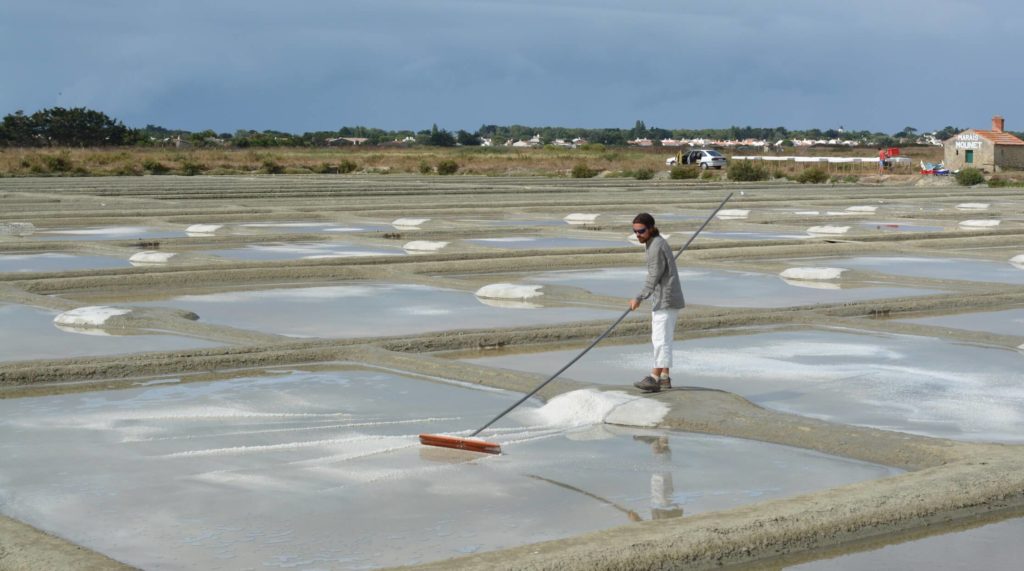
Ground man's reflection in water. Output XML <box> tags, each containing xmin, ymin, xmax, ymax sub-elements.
<box><xmin>634</xmin><ymin>434</ymin><xmax>684</xmax><ymax>520</ymax></box>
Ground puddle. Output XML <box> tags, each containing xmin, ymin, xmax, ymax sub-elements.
<box><xmin>205</xmin><ymin>242</ymin><xmax>406</xmax><ymax>261</ymax></box>
<box><xmin>0</xmin><ymin>252</ymin><xmax>131</xmax><ymax>273</ymax></box>
<box><xmin>697</xmin><ymin>230</ymin><xmax>810</xmax><ymax>241</ymax></box>
<box><xmin>786</xmin><ymin>256</ymin><xmax>1024</xmax><ymax>285</ymax></box>
<box><xmin>237</xmin><ymin>222</ymin><xmax>392</xmax><ymax>234</ymax></box>
<box><xmin>787</xmin><ymin>515</ymin><xmax>1024</xmax><ymax>570</ymax></box>
<box><xmin>32</xmin><ymin>227</ymin><xmax>188</xmax><ymax>241</ymax></box>
<box><xmin>466</xmin><ymin>237</ymin><xmax>630</xmax><ymax>250</ymax></box>
<box><xmin>525</xmin><ymin>267</ymin><xmax>944</xmax><ymax>307</ymax></box>
<box><xmin>0</xmin><ymin>368</ymin><xmax>900</xmax><ymax>570</ymax></box>
<box><xmin>898</xmin><ymin>308</ymin><xmax>1024</xmax><ymax>337</ymax></box>
<box><xmin>857</xmin><ymin>222</ymin><xmax>945</xmax><ymax>233</ymax></box>
<box><xmin>129</xmin><ymin>283</ymin><xmax>620</xmax><ymax>338</ymax></box>
<box><xmin>463</xmin><ymin>328</ymin><xmax>1024</xmax><ymax>442</ymax></box>
<box><xmin>0</xmin><ymin>303</ymin><xmax>220</xmax><ymax>362</ymax></box>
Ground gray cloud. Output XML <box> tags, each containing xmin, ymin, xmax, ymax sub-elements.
<box><xmin>3</xmin><ymin>0</ymin><xmax>1021</xmax><ymax>133</ymax></box>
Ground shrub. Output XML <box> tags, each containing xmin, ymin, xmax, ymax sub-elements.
<box><xmin>115</xmin><ymin>163</ymin><xmax>144</xmax><ymax>176</ymax></box>
<box><xmin>179</xmin><ymin>158</ymin><xmax>204</xmax><ymax>176</ymax></box>
<box><xmin>669</xmin><ymin>166</ymin><xmax>699</xmax><ymax>180</ymax></box>
<box><xmin>632</xmin><ymin>167</ymin><xmax>655</xmax><ymax>180</ymax></box>
<box><xmin>43</xmin><ymin>153</ymin><xmax>74</xmax><ymax>173</ymax></box>
<box><xmin>313</xmin><ymin>162</ymin><xmax>337</xmax><ymax>174</ymax></box>
<box><xmin>956</xmin><ymin>167</ymin><xmax>985</xmax><ymax>186</ymax></box>
<box><xmin>795</xmin><ymin>167</ymin><xmax>830</xmax><ymax>184</ymax></box>
<box><xmin>571</xmin><ymin>163</ymin><xmax>599</xmax><ymax>178</ymax></box>
<box><xmin>338</xmin><ymin>159</ymin><xmax>358</xmax><ymax>174</ymax></box>
<box><xmin>436</xmin><ymin>160</ymin><xmax>459</xmax><ymax>175</ymax></box>
<box><xmin>142</xmin><ymin>159</ymin><xmax>170</xmax><ymax>174</ymax></box>
<box><xmin>700</xmin><ymin>170</ymin><xmax>716</xmax><ymax>180</ymax></box>
<box><xmin>728</xmin><ymin>160</ymin><xmax>768</xmax><ymax>182</ymax></box>
<box><xmin>419</xmin><ymin>160</ymin><xmax>433</xmax><ymax>174</ymax></box>
<box><xmin>261</xmin><ymin>158</ymin><xmax>284</xmax><ymax>174</ymax></box>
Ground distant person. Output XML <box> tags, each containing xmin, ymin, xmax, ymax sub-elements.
<box><xmin>878</xmin><ymin>147</ymin><xmax>889</xmax><ymax>174</ymax></box>
<box><xmin>628</xmin><ymin>213</ymin><xmax>684</xmax><ymax>393</ymax></box>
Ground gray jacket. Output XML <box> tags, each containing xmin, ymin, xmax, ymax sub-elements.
<box><xmin>635</xmin><ymin>234</ymin><xmax>684</xmax><ymax>311</ymax></box>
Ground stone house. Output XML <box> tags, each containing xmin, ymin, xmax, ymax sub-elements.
<box><xmin>944</xmin><ymin>116</ymin><xmax>1024</xmax><ymax>172</ymax></box>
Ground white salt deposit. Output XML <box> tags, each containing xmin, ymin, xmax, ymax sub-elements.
<box><xmin>781</xmin><ymin>278</ymin><xmax>841</xmax><ymax>290</ymax></box>
<box><xmin>1010</xmin><ymin>255</ymin><xmax>1024</xmax><ymax>270</ymax></box>
<box><xmin>185</xmin><ymin>224</ymin><xmax>222</xmax><ymax>234</ymax></box>
<box><xmin>807</xmin><ymin>225</ymin><xmax>850</xmax><ymax>235</ymax></box>
<box><xmin>716</xmin><ymin>209</ymin><xmax>750</xmax><ymax>220</ymax></box>
<box><xmin>846</xmin><ymin>206</ymin><xmax>878</xmax><ymax>213</ymax></box>
<box><xmin>54</xmin><ymin>306</ymin><xmax>130</xmax><ymax>327</ymax></box>
<box><xmin>392</xmin><ymin>218</ymin><xmax>429</xmax><ymax>228</ymax></box>
<box><xmin>513</xmin><ymin>389</ymin><xmax>669</xmax><ymax>429</ymax></box>
<box><xmin>956</xmin><ymin>203</ymin><xmax>990</xmax><ymax>210</ymax></box>
<box><xmin>780</xmin><ymin>267</ymin><xmax>847</xmax><ymax>280</ymax></box>
<box><xmin>475</xmin><ymin>297</ymin><xmax>542</xmax><ymax>309</ymax></box>
<box><xmin>795</xmin><ymin>211</ymin><xmax>820</xmax><ymax>215</ymax></box>
<box><xmin>563</xmin><ymin>213</ymin><xmax>600</xmax><ymax>225</ymax></box>
<box><xmin>402</xmin><ymin>240</ymin><xmax>448</xmax><ymax>253</ymax></box>
<box><xmin>474</xmin><ymin>283</ymin><xmax>543</xmax><ymax>300</ymax></box>
<box><xmin>826</xmin><ymin>211</ymin><xmax>858</xmax><ymax>216</ymax></box>
<box><xmin>959</xmin><ymin>219</ymin><xmax>1001</xmax><ymax>229</ymax></box>
<box><xmin>129</xmin><ymin>251</ymin><xmax>176</xmax><ymax>264</ymax></box>
<box><xmin>44</xmin><ymin>226</ymin><xmax>150</xmax><ymax>236</ymax></box>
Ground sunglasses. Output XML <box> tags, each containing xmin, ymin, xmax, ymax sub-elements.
<box><xmin>633</xmin><ymin>227</ymin><xmax>649</xmax><ymax>235</ymax></box>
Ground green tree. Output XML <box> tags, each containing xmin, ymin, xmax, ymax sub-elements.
<box><xmin>456</xmin><ymin>130</ymin><xmax>481</xmax><ymax>146</ymax></box>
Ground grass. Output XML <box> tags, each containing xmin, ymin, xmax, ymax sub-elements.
<box><xmin>0</xmin><ymin>145</ymin><xmax>948</xmax><ymax>178</ymax></box>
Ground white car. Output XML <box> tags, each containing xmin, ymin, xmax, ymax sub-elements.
<box><xmin>666</xmin><ymin>149</ymin><xmax>727</xmax><ymax>169</ymax></box>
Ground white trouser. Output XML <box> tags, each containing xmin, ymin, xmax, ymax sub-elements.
<box><xmin>651</xmin><ymin>308</ymin><xmax>679</xmax><ymax>369</ymax></box>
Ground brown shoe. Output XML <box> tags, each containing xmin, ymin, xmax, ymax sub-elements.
<box><xmin>633</xmin><ymin>376</ymin><xmax>661</xmax><ymax>392</ymax></box>
<box><xmin>659</xmin><ymin>376</ymin><xmax>672</xmax><ymax>389</ymax></box>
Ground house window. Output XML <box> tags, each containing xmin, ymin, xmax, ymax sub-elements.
<box><xmin>965</xmin><ymin>150</ymin><xmax>974</xmax><ymax>164</ymax></box>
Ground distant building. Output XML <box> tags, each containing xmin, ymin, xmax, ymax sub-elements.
<box><xmin>944</xmin><ymin>116</ymin><xmax>1024</xmax><ymax>172</ymax></box>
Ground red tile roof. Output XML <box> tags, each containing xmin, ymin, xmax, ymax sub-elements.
<box><xmin>976</xmin><ymin>129</ymin><xmax>1024</xmax><ymax>145</ymax></box>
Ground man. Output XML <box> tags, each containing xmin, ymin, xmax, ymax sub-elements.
<box><xmin>628</xmin><ymin>213</ymin><xmax>684</xmax><ymax>393</ymax></box>
<box><xmin>878</xmin><ymin>147</ymin><xmax>889</xmax><ymax>174</ymax></box>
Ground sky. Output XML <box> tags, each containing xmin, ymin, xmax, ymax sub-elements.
<box><xmin>3</xmin><ymin>1</ymin><xmax>1022</xmax><ymax>134</ymax></box>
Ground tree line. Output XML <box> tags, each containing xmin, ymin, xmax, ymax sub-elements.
<box><xmin>0</xmin><ymin>107</ymin><xmax>990</xmax><ymax>149</ymax></box>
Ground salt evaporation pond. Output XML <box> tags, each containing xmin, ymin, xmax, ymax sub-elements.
<box><xmin>130</xmin><ymin>283</ymin><xmax>620</xmax><ymax>338</ymax></box>
<box><xmin>857</xmin><ymin>222</ymin><xmax>946</xmax><ymax>233</ymax></box>
<box><xmin>786</xmin><ymin>256</ymin><xmax>1024</xmax><ymax>284</ymax></box>
<box><xmin>32</xmin><ymin>226</ymin><xmax>189</xmax><ymax>241</ymax></box>
<box><xmin>463</xmin><ymin>328</ymin><xmax>1024</xmax><ymax>443</ymax></box>
<box><xmin>523</xmin><ymin>267</ymin><xmax>944</xmax><ymax>307</ymax></box>
<box><xmin>0</xmin><ymin>252</ymin><xmax>131</xmax><ymax>273</ymax></box>
<box><xmin>0</xmin><ymin>303</ymin><xmax>220</xmax><ymax>362</ymax></box>
<box><xmin>236</xmin><ymin>222</ymin><xmax>392</xmax><ymax>234</ymax></box>
<box><xmin>898</xmin><ymin>308</ymin><xmax>1024</xmax><ymax>337</ymax></box>
<box><xmin>788</xmin><ymin>515</ymin><xmax>1024</xmax><ymax>570</ymax></box>
<box><xmin>0</xmin><ymin>367</ymin><xmax>900</xmax><ymax>570</ymax></box>
<box><xmin>466</xmin><ymin>236</ymin><xmax>630</xmax><ymax>250</ymax></box>
<box><xmin>205</xmin><ymin>241</ymin><xmax>406</xmax><ymax>261</ymax></box>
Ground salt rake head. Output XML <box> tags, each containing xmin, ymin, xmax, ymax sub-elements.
<box><xmin>419</xmin><ymin>433</ymin><xmax>501</xmax><ymax>455</ymax></box>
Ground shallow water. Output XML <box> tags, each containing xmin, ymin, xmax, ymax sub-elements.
<box><xmin>466</xmin><ymin>236</ymin><xmax>630</xmax><ymax>250</ymax></box>
<box><xmin>526</xmin><ymin>267</ymin><xmax>945</xmax><ymax>307</ymax></box>
<box><xmin>898</xmin><ymin>308</ymin><xmax>1024</xmax><ymax>337</ymax></box>
<box><xmin>0</xmin><ymin>252</ymin><xmax>131</xmax><ymax>273</ymax></box>
<box><xmin>0</xmin><ymin>367</ymin><xmax>900</xmax><ymax>570</ymax></box>
<box><xmin>857</xmin><ymin>221</ymin><xmax>945</xmax><ymax>233</ymax></box>
<box><xmin>130</xmin><ymin>283</ymin><xmax>620</xmax><ymax>338</ymax></box>
<box><xmin>463</xmin><ymin>327</ymin><xmax>1024</xmax><ymax>442</ymax></box>
<box><xmin>787</xmin><ymin>255</ymin><xmax>1024</xmax><ymax>284</ymax></box>
<box><xmin>788</xmin><ymin>515</ymin><xmax>1024</xmax><ymax>570</ymax></box>
<box><xmin>32</xmin><ymin>226</ymin><xmax>188</xmax><ymax>241</ymax></box>
<box><xmin>0</xmin><ymin>303</ymin><xmax>220</xmax><ymax>362</ymax></box>
<box><xmin>205</xmin><ymin>241</ymin><xmax>406</xmax><ymax>261</ymax></box>
<box><xmin>236</xmin><ymin>222</ymin><xmax>392</xmax><ymax>234</ymax></box>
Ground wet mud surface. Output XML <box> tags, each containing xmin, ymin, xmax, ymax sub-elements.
<box><xmin>1</xmin><ymin>175</ymin><xmax>1024</xmax><ymax>570</ymax></box>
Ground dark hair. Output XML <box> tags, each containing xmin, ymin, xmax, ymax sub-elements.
<box><xmin>632</xmin><ymin>212</ymin><xmax>660</xmax><ymax>237</ymax></box>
